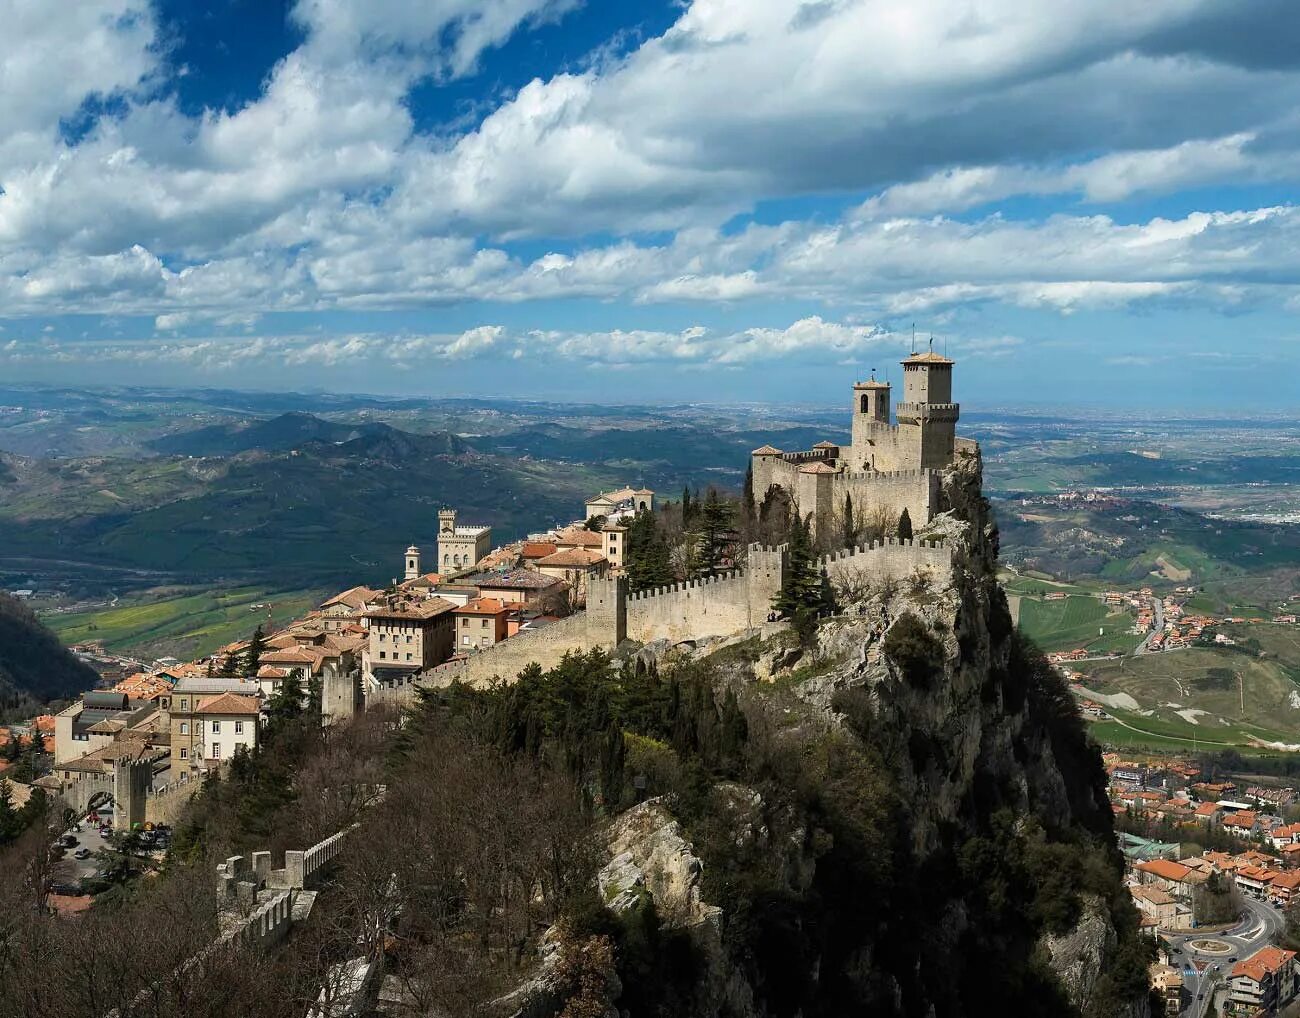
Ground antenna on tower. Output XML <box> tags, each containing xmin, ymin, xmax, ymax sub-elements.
<box><xmin>929</xmin><ymin>333</ymin><xmax>934</xmax><ymax>355</ymax></box>
<box><xmin>911</xmin><ymin>322</ymin><xmax>916</xmax><ymax>354</ymax></box>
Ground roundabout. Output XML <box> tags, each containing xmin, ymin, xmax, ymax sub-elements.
<box><xmin>1186</xmin><ymin>938</ymin><xmax>1233</xmax><ymax>956</ymax></box>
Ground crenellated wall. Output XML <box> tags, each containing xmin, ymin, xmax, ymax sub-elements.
<box><xmin>626</xmin><ymin>570</ymin><xmax>752</xmax><ymax>644</ymax></box>
<box><xmin>819</xmin><ymin>537</ymin><xmax>952</xmax><ymax>589</ymax></box>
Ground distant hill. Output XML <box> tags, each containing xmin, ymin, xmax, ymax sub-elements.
<box><xmin>148</xmin><ymin>412</ymin><xmax>398</xmax><ymax>457</ymax></box>
<box><xmin>0</xmin><ymin>592</ymin><xmax>98</xmax><ymax>710</ymax></box>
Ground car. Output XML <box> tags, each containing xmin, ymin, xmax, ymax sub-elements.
<box><xmin>47</xmin><ymin>882</ymin><xmax>81</xmax><ymax>896</ymax></box>
<box><xmin>73</xmin><ymin>848</ymin><xmax>92</xmax><ymax>860</ymax></box>
<box><xmin>58</xmin><ymin>835</ymin><xmax>77</xmax><ymax>848</ymax></box>
<box><xmin>98</xmin><ymin>826</ymin><xmax>112</xmax><ymax>837</ymax></box>
<box><xmin>1229</xmin><ymin>957</ymin><xmax>1237</xmax><ymax>963</ymax></box>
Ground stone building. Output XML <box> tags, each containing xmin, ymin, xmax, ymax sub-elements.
<box><xmin>361</xmin><ymin>598</ymin><xmax>456</xmax><ymax>691</ymax></box>
<box><xmin>437</xmin><ymin>508</ymin><xmax>492</xmax><ymax>572</ymax></box>
<box><xmin>585</xmin><ymin>487</ymin><xmax>654</xmax><ymax>522</ymax></box>
<box><xmin>170</xmin><ymin>678</ymin><xmax>261</xmax><ymax>773</ymax></box>
<box><xmin>751</xmin><ymin>350</ymin><xmax>978</xmax><ymax>536</ymax></box>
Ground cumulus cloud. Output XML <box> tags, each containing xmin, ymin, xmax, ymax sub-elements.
<box><xmin>2</xmin><ymin>0</ymin><xmax>1300</xmax><ymax>348</ymax></box>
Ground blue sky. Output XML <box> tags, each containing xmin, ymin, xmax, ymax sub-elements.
<box><xmin>2</xmin><ymin>0</ymin><xmax>1299</xmax><ymax>410</ymax></box>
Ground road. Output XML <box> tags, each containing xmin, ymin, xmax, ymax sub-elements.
<box><xmin>1167</xmin><ymin>896</ymin><xmax>1287</xmax><ymax>1017</ymax></box>
<box><xmin>1136</xmin><ymin>594</ymin><xmax>1164</xmax><ymax>655</ymax></box>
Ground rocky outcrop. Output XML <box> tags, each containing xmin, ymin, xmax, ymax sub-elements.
<box><xmin>1042</xmin><ymin>895</ymin><xmax>1118</xmax><ymax>1013</ymax></box>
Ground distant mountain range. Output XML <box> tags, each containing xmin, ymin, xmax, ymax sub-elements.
<box><xmin>149</xmin><ymin>411</ymin><xmax>470</xmax><ymax>459</ymax></box>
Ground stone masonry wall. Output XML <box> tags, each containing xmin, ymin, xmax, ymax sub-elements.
<box><xmin>819</xmin><ymin>537</ymin><xmax>952</xmax><ymax>590</ymax></box>
<box><xmin>626</xmin><ymin>571</ymin><xmax>753</xmax><ymax>644</ymax></box>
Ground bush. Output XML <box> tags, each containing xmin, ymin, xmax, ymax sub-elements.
<box><xmin>882</xmin><ymin>613</ymin><xmax>944</xmax><ymax>689</ymax></box>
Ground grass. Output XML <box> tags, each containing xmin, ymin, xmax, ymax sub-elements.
<box><xmin>1017</xmin><ymin>593</ymin><xmax>1140</xmax><ymax>653</ymax></box>
<box><xmin>44</xmin><ymin>585</ymin><xmax>326</xmax><ymax>660</ymax></box>
<box><xmin>1073</xmin><ymin>624</ymin><xmax>1300</xmax><ymax>742</ymax></box>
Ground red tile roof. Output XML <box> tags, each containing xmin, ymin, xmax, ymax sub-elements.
<box><xmin>1232</xmin><ymin>945</ymin><xmax>1296</xmax><ymax>984</ymax></box>
<box><xmin>194</xmin><ymin>693</ymin><xmax>261</xmax><ymax>716</ymax></box>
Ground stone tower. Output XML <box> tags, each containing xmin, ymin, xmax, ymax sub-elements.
<box><xmin>404</xmin><ymin>545</ymin><xmax>421</xmax><ymax>581</ymax></box>
<box><xmin>113</xmin><ymin>756</ymin><xmax>152</xmax><ymax>830</ymax></box>
<box><xmin>896</xmin><ymin>351</ymin><xmax>959</xmax><ymax>469</ymax></box>
<box><xmin>586</xmin><ymin>573</ymin><xmax>628</xmax><ymax>647</ymax></box>
<box><xmin>850</xmin><ymin>375</ymin><xmax>892</xmax><ymax>471</ymax></box>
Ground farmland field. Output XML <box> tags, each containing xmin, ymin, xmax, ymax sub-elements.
<box><xmin>44</xmin><ymin>585</ymin><xmax>325</xmax><ymax>660</ymax></box>
<box><xmin>1016</xmin><ymin>593</ymin><xmax>1139</xmax><ymax>653</ymax></box>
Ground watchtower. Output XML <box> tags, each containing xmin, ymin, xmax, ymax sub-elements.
<box><xmin>404</xmin><ymin>545</ymin><xmax>421</xmax><ymax>581</ymax></box>
<box><xmin>850</xmin><ymin>375</ymin><xmax>892</xmax><ymax>470</ymax></box>
<box><xmin>586</xmin><ymin>574</ymin><xmax>628</xmax><ymax>647</ymax></box>
<box><xmin>896</xmin><ymin>351</ymin><xmax>959</xmax><ymax>469</ymax></box>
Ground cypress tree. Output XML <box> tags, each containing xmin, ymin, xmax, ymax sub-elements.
<box><xmin>694</xmin><ymin>489</ymin><xmax>735</xmax><ymax>577</ymax></box>
<box><xmin>773</xmin><ymin>514</ymin><xmax>820</xmax><ymax>617</ymax></box>
<box><xmin>218</xmin><ymin>651</ymin><xmax>242</xmax><ymax>678</ymax></box>
<box><xmin>897</xmin><ymin>507</ymin><xmax>913</xmax><ymax>542</ymax></box>
<box><xmin>842</xmin><ymin>492</ymin><xmax>857</xmax><ymax>549</ymax></box>
<box><xmin>681</xmin><ymin>486</ymin><xmax>693</xmax><ymax>525</ymax></box>
<box><xmin>244</xmin><ymin>624</ymin><xmax>266</xmax><ymax>675</ymax></box>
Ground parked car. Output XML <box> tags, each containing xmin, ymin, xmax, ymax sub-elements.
<box><xmin>58</xmin><ymin>834</ymin><xmax>77</xmax><ymax>848</ymax></box>
<box><xmin>73</xmin><ymin>848</ymin><xmax>92</xmax><ymax>860</ymax></box>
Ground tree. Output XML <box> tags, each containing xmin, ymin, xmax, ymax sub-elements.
<box><xmin>584</xmin><ymin>514</ymin><xmax>607</xmax><ymax>532</ymax></box>
<box><xmin>897</xmin><ymin>507</ymin><xmax>913</xmax><ymax>542</ymax></box>
<box><xmin>217</xmin><ymin>651</ymin><xmax>242</xmax><ymax>678</ymax></box>
<box><xmin>681</xmin><ymin>486</ymin><xmax>693</xmax><ymax>526</ymax></box>
<box><xmin>693</xmin><ymin>489</ymin><xmax>735</xmax><ymax>577</ymax></box>
<box><xmin>742</xmin><ymin>463</ymin><xmax>757</xmax><ymax>541</ymax></box>
<box><xmin>624</xmin><ymin>509</ymin><xmax>674</xmax><ymax>593</ymax></box>
<box><xmin>773</xmin><ymin>515</ymin><xmax>825</xmax><ymax>646</ymax></box>
<box><xmin>842</xmin><ymin>492</ymin><xmax>858</xmax><ymax>549</ymax></box>
<box><xmin>243</xmin><ymin>625</ymin><xmax>266</xmax><ymax>675</ymax></box>
<box><xmin>265</xmin><ymin>674</ymin><xmax>306</xmax><ymax>731</ymax></box>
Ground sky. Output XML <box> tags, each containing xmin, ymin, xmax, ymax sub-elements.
<box><xmin>2</xmin><ymin>0</ymin><xmax>1300</xmax><ymax>410</ymax></box>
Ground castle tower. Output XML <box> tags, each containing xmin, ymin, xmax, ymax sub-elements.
<box><xmin>586</xmin><ymin>573</ymin><xmax>627</xmax><ymax>647</ymax></box>
<box><xmin>896</xmin><ymin>351</ymin><xmax>959</xmax><ymax>469</ymax></box>
<box><xmin>850</xmin><ymin>376</ymin><xmax>892</xmax><ymax>470</ymax></box>
<box><xmin>404</xmin><ymin>545</ymin><xmax>421</xmax><ymax>581</ymax></box>
<box><xmin>438</xmin><ymin>508</ymin><xmax>456</xmax><ymax>535</ymax></box>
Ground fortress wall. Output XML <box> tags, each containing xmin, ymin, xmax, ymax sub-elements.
<box><xmin>145</xmin><ymin>773</ymin><xmax>203</xmax><ymax>825</ymax></box>
<box><xmin>626</xmin><ymin>571</ymin><xmax>754</xmax><ymax>644</ymax></box>
<box><xmin>834</xmin><ymin>468</ymin><xmax>939</xmax><ymax>525</ymax></box>
<box><xmin>417</xmin><ymin>611</ymin><xmax>602</xmax><ymax>690</ymax></box>
<box><xmin>820</xmin><ymin>538</ymin><xmax>953</xmax><ymax>590</ymax></box>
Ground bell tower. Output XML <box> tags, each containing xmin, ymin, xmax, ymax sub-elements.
<box><xmin>850</xmin><ymin>374</ymin><xmax>892</xmax><ymax>470</ymax></box>
<box><xmin>404</xmin><ymin>545</ymin><xmax>421</xmax><ymax>581</ymax></box>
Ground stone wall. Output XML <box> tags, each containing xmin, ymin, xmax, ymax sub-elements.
<box><xmin>145</xmin><ymin>772</ymin><xmax>204</xmax><ymax>825</ymax></box>
<box><xmin>627</xmin><ymin>571</ymin><xmax>753</xmax><ymax>644</ymax></box>
<box><xmin>819</xmin><ymin>537</ymin><xmax>952</xmax><ymax>591</ymax></box>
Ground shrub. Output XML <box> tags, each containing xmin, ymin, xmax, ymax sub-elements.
<box><xmin>882</xmin><ymin>613</ymin><xmax>944</xmax><ymax>689</ymax></box>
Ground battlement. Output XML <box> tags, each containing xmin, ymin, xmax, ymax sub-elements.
<box><xmin>837</xmin><ymin>467</ymin><xmax>932</xmax><ymax>483</ymax></box>
<box><xmin>777</xmin><ymin>449</ymin><xmax>833</xmax><ymax>464</ymax></box>
<box><xmin>818</xmin><ymin>537</ymin><xmax>947</xmax><ymax>563</ymax></box>
<box><xmin>628</xmin><ymin>569</ymin><xmax>744</xmax><ymax>600</ymax></box>
<box><xmin>819</xmin><ymin>533</ymin><xmax>954</xmax><ymax>589</ymax></box>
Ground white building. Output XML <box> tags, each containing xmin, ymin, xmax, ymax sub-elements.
<box><xmin>192</xmin><ymin>693</ymin><xmax>260</xmax><ymax>769</ymax></box>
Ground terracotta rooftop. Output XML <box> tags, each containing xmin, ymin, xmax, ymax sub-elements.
<box><xmin>321</xmin><ymin>585</ymin><xmax>381</xmax><ymax>610</ymax></box>
<box><xmin>362</xmin><ymin>597</ymin><xmax>456</xmax><ymax>620</ymax></box>
<box><xmin>522</xmin><ymin>542</ymin><xmax>559</xmax><ymax>559</ymax></box>
<box><xmin>1135</xmin><ymin>859</ymin><xmax>1192</xmax><ymax>882</ymax></box>
<box><xmin>464</xmin><ymin>569</ymin><xmax>565</xmax><ymax>591</ymax></box>
<box><xmin>553</xmin><ymin>527</ymin><xmax>603</xmax><ymax>548</ymax></box>
<box><xmin>537</xmin><ymin>548</ymin><xmax>607</xmax><ymax>568</ymax></box>
<box><xmin>455</xmin><ymin>598</ymin><xmax>510</xmax><ymax>616</ymax></box>
<box><xmin>194</xmin><ymin>693</ymin><xmax>261</xmax><ymax>716</ymax></box>
<box><xmin>798</xmin><ymin>461</ymin><xmax>837</xmax><ymax>474</ymax></box>
<box><xmin>751</xmin><ymin>444</ymin><xmax>783</xmax><ymax>456</ymax></box>
<box><xmin>1232</xmin><ymin>945</ymin><xmax>1296</xmax><ymax>984</ymax></box>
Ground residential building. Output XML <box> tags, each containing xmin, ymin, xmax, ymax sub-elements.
<box><xmin>319</xmin><ymin>586</ymin><xmax>381</xmax><ymax>631</ymax></box>
<box><xmin>535</xmin><ymin>547</ymin><xmax>609</xmax><ymax>603</ymax></box>
<box><xmin>1229</xmin><ymin>946</ymin><xmax>1297</xmax><ymax>1016</ymax></box>
<box><xmin>1270</xmin><ymin>871</ymin><xmax>1300</xmax><ymax>908</ymax></box>
<box><xmin>584</xmin><ymin>487</ymin><xmax>654</xmax><ymax>522</ymax></box>
<box><xmin>1149</xmin><ymin>964</ymin><xmax>1183</xmax><ymax>1016</ymax></box>
<box><xmin>1130</xmin><ymin>885</ymin><xmax>1179</xmax><ymax>927</ymax></box>
<box><xmin>461</xmin><ymin>569</ymin><xmax>568</xmax><ymax>612</ymax></box>
<box><xmin>1235</xmin><ymin>865</ymin><xmax>1280</xmax><ymax>900</ymax></box>
<box><xmin>452</xmin><ymin>598</ymin><xmax>511</xmax><ymax>652</ymax></box>
<box><xmin>191</xmin><ymin>693</ymin><xmax>260</xmax><ymax>771</ymax></box>
<box><xmin>170</xmin><ymin>678</ymin><xmax>260</xmax><ymax>773</ymax></box>
<box><xmin>53</xmin><ymin>691</ymin><xmax>158</xmax><ymax>764</ymax></box>
<box><xmin>362</xmin><ymin>598</ymin><xmax>456</xmax><ymax>691</ymax></box>
<box><xmin>1224</xmin><ymin>810</ymin><xmax>1260</xmax><ymax>835</ymax></box>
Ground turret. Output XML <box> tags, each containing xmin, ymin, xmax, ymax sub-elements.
<box><xmin>404</xmin><ymin>545</ymin><xmax>421</xmax><ymax>581</ymax></box>
<box><xmin>896</xmin><ymin>351</ymin><xmax>959</xmax><ymax>469</ymax></box>
<box><xmin>438</xmin><ymin>508</ymin><xmax>456</xmax><ymax>534</ymax></box>
<box><xmin>850</xmin><ymin>375</ymin><xmax>892</xmax><ymax>470</ymax></box>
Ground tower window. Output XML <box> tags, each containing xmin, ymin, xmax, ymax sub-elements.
<box><xmin>860</xmin><ymin>394</ymin><xmax>869</xmax><ymax>414</ymax></box>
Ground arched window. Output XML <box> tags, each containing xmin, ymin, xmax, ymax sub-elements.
<box><xmin>639</xmin><ymin>500</ymin><xmax>647</xmax><ymax>511</ymax></box>
<box><xmin>443</xmin><ymin>553</ymin><xmax>449</xmax><ymax>566</ymax></box>
<box><xmin>860</xmin><ymin>394</ymin><xmax>869</xmax><ymax>414</ymax></box>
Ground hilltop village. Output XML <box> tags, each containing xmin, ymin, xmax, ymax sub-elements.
<box><xmin>4</xmin><ymin>355</ymin><xmax>1300</xmax><ymax>1016</ymax></box>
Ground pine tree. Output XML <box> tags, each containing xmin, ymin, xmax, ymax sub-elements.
<box><xmin>681</xmin><ymin>486</ymin><xmax>693</xmax><ymax>526</ymax></box>
<box><xmin>244</xmin><ymin>625</ymin><xmax>266</xmax><ymax>675</ymax></box>
<box><xmin>773</xmin><ymin>514</ymin><xmax>820</xmax><ymax>617</ymax></box>
<box><xmin>625</xmin><ymin>509</ymin><xmax>675</xmax><ymax>592</ymax></box>
<box><xmin>842</xmin><ymin>492</ymin><xmax>858</xmax><ymax>549</ymax></box>
<box><xmin>218</xmin><ymin>651</ymin><xmax>241</xmax><ymax>677</ymax></box>
<box><xmin>897</xmin><ymin>507</ymin><xmax>913</xmax><ymax>542</ymax></box>
<box><xmin>694</xmin><ymin>489</ymin><xmax>735</xmax><ymax>577</ymax></box>
<box><xmin>818</xmin><ymin>567</ymin><xmax>838</xmax><ymax>617</ymax></box>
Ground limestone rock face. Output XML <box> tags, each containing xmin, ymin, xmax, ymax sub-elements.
<box><xmin>1042</xmin><ymin>896</ymin><xmax>1118</xmax><ymax>1013</ymax></box>
<box><xmin>600</xmin><ymin>797</ymin><xmax>721</xmax><ymax>932</ymax></box>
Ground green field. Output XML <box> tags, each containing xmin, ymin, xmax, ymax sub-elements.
<box><xmin>1074</xmin><ymin>623</ymin><xmax>1300</xmax><ymax>748</ymax></box>
<box><xmin>44</xmin><ymin>585</ymin><xmax>326</xmax><ymax>659</ymax></box>
<box><xmin>1016</xmin><ymin>593</ymin><xmax>1140</xmax><ymax>653</ymax></box>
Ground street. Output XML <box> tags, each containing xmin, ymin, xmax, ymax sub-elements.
<box><xmin>1166</xmin><ymin>896</ymin><xmax>1288</xmax><ymax>1017</ymax></box>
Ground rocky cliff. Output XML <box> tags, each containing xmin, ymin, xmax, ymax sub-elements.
<box><xmin>580</xmin><ymin>452</ymin><xmax>1152</xmax><ymax>1018</ymax></box>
